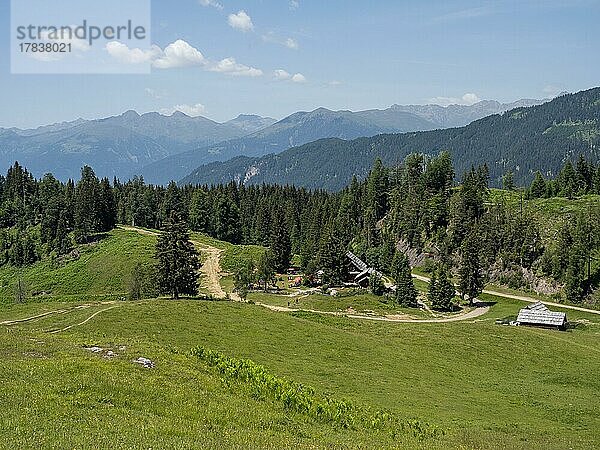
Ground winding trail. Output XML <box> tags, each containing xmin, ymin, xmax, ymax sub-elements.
<box><xmin>0</xmin><ymin>302</ymin><xmax>116</xmax><ymax>326</ymax></box>
<box><xmin>49</xmin><ymin>305</ymin><xmax>121</xmax><ymax>333</ymax></box>
<box><xmin>412</xmin><ymin>274</ymin><xmax>600</xmax><ymax>316</ymax></box>
<box><xmin>255</xmin><ymin>301</ymin><xmax>490</xmax><ymax>323</ymax></box>
<box><xmin>119</xmin><ymin>225</ymin><xmax>240</xmax><ymax>301</ymax></box>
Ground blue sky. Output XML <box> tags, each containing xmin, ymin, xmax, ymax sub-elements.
<box><xmin>1</xmin><ymin>0</ymin><xmax>599</xmax><ymax>128</ymax></box>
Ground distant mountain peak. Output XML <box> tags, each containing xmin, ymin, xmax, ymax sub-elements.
<box><xmin>170</xmin><ymin>111</ymin><xmax>191</xmax><ymax>118</ymax></box>
<box><xmin>121</xmin><ymin>110</ymin><xmax>141</xmax><ymax>118</ymax></box>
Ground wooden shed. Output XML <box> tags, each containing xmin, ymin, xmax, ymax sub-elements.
<box><xmin>516</xmin><ymin>302</ymin><xmax>567</xmax><ymax>330</ymax></box>
<box><xmin>346</xmin><ymin>251</ymin><xmax>381</xmax><ymax>287</ymax></box>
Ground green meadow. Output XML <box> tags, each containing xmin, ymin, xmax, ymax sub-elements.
<box><xmin>0</xmin><ymin>227</ymin><xmax>599</xmax><ymax>449</ymax></box>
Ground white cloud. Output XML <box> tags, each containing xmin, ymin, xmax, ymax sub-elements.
<box><xmin>461</xmin><ymin>93</ymin><xmax>480</xmax><ymax>104</ymax></box>
<box><xmin>285</xmin><ymin>38</ymin><xmax>299</xmax><ymax>49</ymax></box>
<box><xmin>211</xmin><ymin>57</ymin><xmax>263</xmax><ymax>77</ymax></box>
<box><xmin>273</xmin><ymin>70</ymin><xmax>306</xmax><ymax>83</ymax></box>
<box><xmin>106</xmin><ymin>40</ymin><xmax>204</xmax><ymax>68</ymax></box>
<box><xmin>274</xmin><ymin>69</ymin><xmax>291</xmax><ymax>80</ymax></box>
<box><xmin>105</xmin><ymin>41</ymin><xmax>161</xmax><ymax>64</ymax></box>
<box><xmin>162</xmin><ymin>103</ymin><xmax>207</xmax><ymax>117</ymax></box>
<box><xmin>429</xmin><ymin>92</ymin><xmax>481</xmax><ymax>106</ymax></box>
<box><xmin>228</xmin><ymin>11</ymin><xmax>254</xmax><ymax>32</ymax></box>
<box><xmin>328</xmin><ymin>80</ymin><xmax>342</xmax><ymax>87</ymax></box>
<box><xmin>291</xmin><ymin>73</ymin><xmax>307</xmax><ymax>83</ymax></box>
<box><xmin>106</xmin><ymin>40</ymin><xmax>204</xmax><ymax>69</ymax></box>
<box><xmin>290</xmin><ymin>0</ymin><xmax>299</xmax><ymax>10</ymax></box>
<box><xmin>29</xmin><ymin>28</ymin><xmax>90</xmax><ymax>62</ymax></box>
<box><xmin>262</xmin><ymin>32</ymin><xmax>299</xmax><ymax>50</ymax></box>
<box><xmin>106</xmin><ymin>39</ymin><xmax>263</xmax><ymax>78</ymax></box>
<box><xmin>198</xmin><ymin>0</ymin><xmax>223</xmax><ymax>10</ymax></box>
<box><xmin>152</xmin><ymin>39</ymin><xmax>205</xmax><ymax>69</ymax></box>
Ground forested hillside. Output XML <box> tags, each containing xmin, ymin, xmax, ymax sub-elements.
<box><xmin>2</xmin><ymin>151</ymin><xmax>599</xmax><ymax>305</ymax></box>
<box><xmin>181</xmin><ymin>88</ymin><xmax>600</xmax><ymax>190</ymax></box>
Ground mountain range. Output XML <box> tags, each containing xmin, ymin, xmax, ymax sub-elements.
<box><xmin>0</xmin><ymin>111</ymin><xmax>276</xmax><ymax>181</ymax></box>
<box><xmin>0</xmin><ymin>96</ymin><xmax>552</xmax><ymax>183</ymax></box>
<box><xmin>181</xmin><ymin>88</ymin><xmax>600</xmax><ymax>190</ymax></box>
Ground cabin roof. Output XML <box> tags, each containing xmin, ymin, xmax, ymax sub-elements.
<box><xmin>516</xmin><ymin>302</ymin><xmax>567</xmax><ymax>327</ymax></box>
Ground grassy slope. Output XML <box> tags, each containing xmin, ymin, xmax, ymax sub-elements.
<box><xmin>0</xmin><ymin>229</ymin><xmax>157</xmax><ymax>304</ymax></box>
<box><xmin>0</xmin><ymin>228</ymin><xmax>265</xmax><ymax>304</ymax></box>
<box><xmin>190</xmin><ymin>231</ymin><xmax>265</xmax><ymax>273</ymax></box>
<box><xmin>1</xmin><ymin>298</ymin><xmax>599</xmax><ymax>449</ymax></box>
<box><xmin>489</xmin><ymin>190</ymin><xmax>600</xmax><ymax>239</ymax></box>
<box><xmin>1</xmin><ymin>224</ymin><xmax>600</xmax><ymax>447</ymax></box>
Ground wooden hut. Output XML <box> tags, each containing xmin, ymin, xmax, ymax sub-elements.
<box><xmin>516</xmin><ymin>301</ymin><xmax>567</xmax><ymax>330</ymax></box>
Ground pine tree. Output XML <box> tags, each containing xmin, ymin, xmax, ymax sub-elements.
<box><xmin>318</xmin><ymin>219</ymin><xmax>348</xmax><ymax>286</ymax></box>
<box><xmin>189</xmin><ymin>189</ymin><xmax>210</xmax><ymax>232</ymax></box>
<box><xmin>55</xmin><ymin>212</ymin><xmax>72</xmax><ymax>255</ymax></box>
<box><xmin>529</xmin><ymin>171</ymin><xmax>547</xmax><ymax>198</ymax></box>
<box><xmin>458</xmin><ymin>233</ymin><xmax>484</xmax><ymax>305</ymax></box>
<box><xmin>214</xmin><ymin>195</ymin><xmax>241</xmax><ymax>243</ymax></box>
<box><xmin>270</xmin><ymin>210</ymin><xmax>291</xmax><ymax>272</ymax></box>
<box><xmin>97</xmin><ymin>178</ymin><xmax>117</xmax><ymax>232</ymax></box>
<box><xmin>256</xmin><ymin>249</ymin><xmax>276</xmax><ymax>291</ymax></box>
<box><xmin>558</xmin><ymin>161</ymin><xmax>578</xmax><ymax>199</ymax></box>
<box><xmin>391</xmin><ymin>251</ymin><xmax>417</xmax><ymax>307</ymax></box>
<box><xmin>427</xmin><ymin>271</ymin><xmax>439</xmax><ymax>306</ymax></box>
<box><xmin>155</xmin><ymin>214</ymin><xmax>201</xmax><ymax>299</ymax></box>
<box><xmin>502</xmin><ymin>171</ymin><xmax>515</xmax><ymax>191</ymax></box>
<box><xmin>432</xmin><ymin>266</ymin><xmax>455</xmax><ymax>311</ymax></box>
<box><xmin>369</xmin><ymin>272</ymin><xmax>385</xmax><ymax>296</ymax></box>
<box><xmin>565</xmin><ymin>253</ymin><xmax>585</xmax><ymax>303</ymax></box>
<box><xmin>74</xmin><ymin>166</ymin><xmax>100</xmax><ymax>243</ymax></box>
<box><xmin>234</xmin><ymin>260</ymin><xmax>255</xmax><ymax>301</ymax></box>
<box><xmin>161</xmin><ymin>181</ymin><xmax>185</xmax><ymax>223</ymax></box>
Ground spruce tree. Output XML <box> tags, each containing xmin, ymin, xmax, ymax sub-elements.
<box><xmin>256</xmin><ymin>249</ymin><xmax>276</xmax><ymax>291</ymax></box>
<box><xmin>392</xmin><ymin>251</ymin><xmax>417</xmax><ymax>307</ymax></box>
<box><xmin>529</xmin><ymin>172</ymin><xmax>547</xmax><ymax>198</ymax></box>
<box><xmin>155</xmin><ymin>214</ymin><xmax>201</xmax><ymax>299</ymax></box>
<box><xmin>369</xmin><ymin>272</ymin><xmax>385</xmax><ymax>296</ymax></box>
<box><xmin>565</xmin><ymin>253</ymin><xmax>585</xmax><ymax>303</ymax></box>
<box><xmin>427</xmin><ymin>271</ymin><xmax>439</xmax><ymax>306</ymax></box>
<box><xmin>318</xmin><ymin>219</ymin><xmax>348</xmax><ymax>286</ymax></box>
<box><xmin>98</xmin><ymin>178</ymin><xmax>117</xmax><ymax>232</ymax></box>
<box><xmin>234</xmin><ymin>260</ymin><xmax>255</xmax><ymax>301</ymax></box>
<box><xmin>270</xmin><ymin>211</ymin><xmax>291</xmax><ymax>272</ymax></box>
<box><xmin>432</xmin><ymin>266</ymin><xmax>455</xmax><ymax>311</ymax></box>
<box><xmin>458</xmin><ymin>233</ymin><xmax>484</xmax><ymax>305</ymax></box>
<box><xmin>74</xmin><ymin>166</ymin><xmax>100</xmax><ymax>243</ymax></box>
<box><xmin>189</xmin><ymin>189</ymin><xmax>210</xmax><ymax>232</ymax></box>
<box><xmin>55</xmin><ymin>212</ymin><xmax>72</xmax><ymax>255</ymax></box>
<box><xmin>214</xmin><ymin>195</ymin><xmax>241</xmax><ymax>243</ymax></box>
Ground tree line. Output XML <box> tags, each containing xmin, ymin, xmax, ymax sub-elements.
<box><xmin>1</xmin><ymin>152</ymin><xmax>599</xmax><ymax>305</ymax></box>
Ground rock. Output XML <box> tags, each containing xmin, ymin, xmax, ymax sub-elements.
<box><xmin>85</xmin><ymin>346</ymin><xmax>103</xmax><ymax>353</ymax></box>
<box><xmin>134</xmin><ymin>357</ymin><xmax>155</xmax><ymax>368</ymax></box>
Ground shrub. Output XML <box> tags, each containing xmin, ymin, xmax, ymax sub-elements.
<box><xmin>191</xmin><ymin>346</ymin><xmax>443</xmax><ymax>440</ymax></box>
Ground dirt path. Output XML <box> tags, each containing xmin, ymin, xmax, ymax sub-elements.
<box><xmin>412</xmin><ymin>273</ymin><xmax>600</xmax><ymax>316</ymax></box>
<box><xmin>49</xmin><ymin>305</ymin><xmax>121</xmax><ymax>333</ymax></box>
<box><xmin>255</xmin><ymin>301</ymin><xmax>490</xmax><ymax>323</ymax></box>
<box><xmin>0</xmin><ymin>302</ymin><xmax>117</xmax><ymax>326</ymax></box>
<box><xmin>120</xmin><ymin>225</ymin><xmax>240</xmax><ymax>301</ymax></box>
<box><xmin>118</xmin><ymin>225</ymin><xmax>159</xmax><ymax>236</ymax></box>
<box><xmin>196</xmin><ymin>244</ymin><xmax>227</xmax><ymax>299</ymax></box>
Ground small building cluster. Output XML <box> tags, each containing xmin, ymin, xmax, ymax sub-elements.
<box><xmin>346</xmin><ymin>251</ymin><xmax>382</xmax><ymax>288</ymax></box>
<box><xmin>516</xmin><ymin>301</ymin><xmax>567</xmax><ymax>330</ymax></box>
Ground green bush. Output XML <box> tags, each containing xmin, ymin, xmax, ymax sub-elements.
<box><xmin>191</xmin><ymin>346</ymin><xmax>442</xmax><ymax>439</ymax></box>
